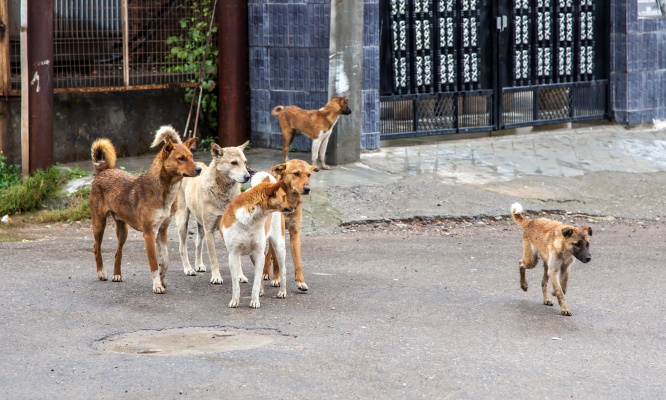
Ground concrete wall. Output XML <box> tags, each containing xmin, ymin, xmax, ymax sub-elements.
<box><xmin>611</xmin><ymin>3</ymin><xmax>666</xmax><ymax>124</ymax></box>
<box><xmin>248</xmin><ymin>0</ymin><xmax>380</xmax><ymax>152</ymax></box>
<box><xmin>0</xmin><ymin>88</ymin><xmax>205</xmax><ymax>165</ymax></box>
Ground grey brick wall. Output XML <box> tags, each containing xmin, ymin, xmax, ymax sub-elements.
<box><xmin>248</xmin><ymin>0</ymin><xmax>381</xmax><ymax>153</ymax></box>
<box><xmin>611</xmin><ymin>2</ymin><xmax>666</xmax><ymax>124</ymax></box>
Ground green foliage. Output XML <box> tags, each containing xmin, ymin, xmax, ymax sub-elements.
<box><xmin>61</xmin><ymin>166</ymin><xmax>91</xmax><ymax>180</ymax></box>
<box><xmin>166</xmin><ymin>0</ymin><xmax>218</xmax><ymax>130</ymax></box>
<box><xmin>35</xmin><ymin>187</ymin><xmax>91</xmax><ymax>223</ymax></box>
<box><xmin>0</xmin><ymin>167</ymin><xmax>67</xmax><ymax>216</ymax></box>
<box><xmin>203</xmin><ymin>136</ymin><xmax>216</xmax><ymax>151</ymax></box>
<box><xmin>0</xmin><ymin>152</ymin><xmax>21</xmax><ymax>189</ymax></box>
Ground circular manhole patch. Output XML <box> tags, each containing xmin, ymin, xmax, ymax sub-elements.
<box><xmin>95</xmin><ymin>327</ymin><xmax>277</xmax><ymax>356</ymax></box>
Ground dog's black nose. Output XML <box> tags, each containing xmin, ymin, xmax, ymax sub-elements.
<box><xmin>303</xmin><ymin>186</ymin><xmax>310</xmax><ymax>195</ymax></box>
<box><xmin>243</xmin><ymin>173</ymin><xmax>251</xmax><ymax>183</ymax></box>
<box><xmin>195</xmin><ymin>166</ymin><xmax>202</xmax><ymax>175</ymax></box>
<box><xmin>584</xmin><ymin>256</ymin><xmax>591</xmax><ymax>263</ymax></box>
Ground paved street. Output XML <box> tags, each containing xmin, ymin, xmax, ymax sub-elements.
<box><xmin>2</xmin><ymin>125</ymin><xmax>666</xmax><ymax>398</ymax></box>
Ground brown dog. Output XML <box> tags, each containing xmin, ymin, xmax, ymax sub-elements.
<box><xmin>272</xmin><ymin>96</ymin><xmax>352</xmax><ymax>170</ymax></box>
<box><xmin>261</xmin><ymin>159</ymin><xmax>319</xmax><ymax>291</ymax></box>
<box><xmin>90</xmin><ymin>126</ymin><xmax>200</xmax><ymax>294</ymax></box>
<box><xmin>510</xmin><ymin>203</ymin><xmax>592</xmax><ymax>316</ymax></box>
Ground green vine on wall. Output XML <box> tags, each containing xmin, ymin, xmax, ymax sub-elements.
<box><xmin>166</xmin><ymin>0</ymin><xmax>218</xmax><ymax>131</ymax></box>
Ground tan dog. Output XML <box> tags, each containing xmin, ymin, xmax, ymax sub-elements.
<box><xmin>261</xmin><ymin>159</ymin><xmax>318</xmax><ymax>291</ymax></box>
<box><xmin>90</xmin><ymin>126</ymin><xmax>200</xmax><ymax>294</ymax></box>
<box><xmin>510</xmin><ymin>203</ymin><xmax>593</xmax><ymax>316</ymax></box>
<box><xmin>272</xmin><ymin>96</ymin><xmax>352</xmax><ymax>170</ymax></box>
<box><xmin>220</xmin><ymin>180</ymin><xmax>295</xmax><ymax>308</ymax></box>
<box><xmin>175</xmin><ymin>140</ymin><xmax>251</xmax><ymax>283</ymax></box>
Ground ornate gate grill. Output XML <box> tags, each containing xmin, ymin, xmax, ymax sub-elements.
<box><xmin>379</xmin><ymin>0</ymin><xmax>608</xmax><ymax>139</ymax></box>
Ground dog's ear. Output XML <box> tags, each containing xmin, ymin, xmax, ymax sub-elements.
<box><xmin>163</xmin><ymin>139</ymin><xmax>174</xmax><ymax>154</ymax></box>
<box><xmin>310</xmin><ymin>165</ymin><xmax>319</xmax><ymax>173</ymax></box>
<box><xmin>238</xmin><ymin>140</ymin><xmax>250</xmax><ymax>151</ymax></box>
<box><xmin>583</xmin><ymin>226</ymin><xmax>593</xmax><ymax>237</ymax></box>
<box><xmin>266</xmin><ymin>181</ymin><xmax>282</xmax><ymax>196</ymax></box>
<box><xmin>183</xmin><ymin>137</ymin><xmax>198</xmax><ymax>151</ymax></box>
<box><xmin>211</xmin><ymin>143</ymin><xmax>224</xmax><ymax>158</ymax></box>
<box><xmin>562</xmin><ymin>227</ymin><xmax>573</xmax><ymax>238</ymax></box>
<box><xmin>271</xmin><ymin>163</ymin><xmax>287</xmax><ymax>177</ymax></box>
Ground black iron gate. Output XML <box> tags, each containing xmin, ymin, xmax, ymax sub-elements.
<box><xmin>379</xmin><ymin>0</ymin><xmax>608</xmax><ymax>139</ymax></box>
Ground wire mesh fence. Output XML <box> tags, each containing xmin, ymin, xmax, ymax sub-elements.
<box><xmin>9</xmin><ymin>0</ymin><xmax>217</xmax><ymax>93</ymax></box>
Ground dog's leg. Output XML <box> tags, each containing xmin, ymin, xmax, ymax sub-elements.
<box><xmin>317</xmin><ymin>129</ymin><xmax>332</xmax><ymax>170</ymax></box>
<box><xmin>541</xmin><ymin>261</ymin><xmax>553</xmax><ymax>306</ymax></box>
<box><xmin>288</xmin><ymin>224</ymin><xmax>308</xmax><ymax>291</ymax></box>
<box><xmin>310</xmin><ymin>134</ymin><xmax>324</xmax><ymax>170</ymax></box>
<box><xmin>227</xmin><ymin>252</ymin><xmax>241</xmax><ymax>308</ymax></box>
<box><xmin>92</xmin><ymin>213</ymin><xmax>107</xmax><ymax>281</ymax></box>
<box><xmin>112</xmin><ymin>220</ymin><xmax>128</xmax><ymax>282</ymax></box>
<box><xmin>249</xmin><ymin>250</ymin><xmax>265</xmax><ymax>308</ymax></box>
<box><xmin>205</xmin><ymin>216</ymin><xmax>223</xmax><ymax>284</ymax></box>
<box><xmin>268</xmin><ymin>231</ymin><xmax>287</xmax><ymax>298</ymax></box>
<box><xmin>559</xmin><ymin>263</ymin><xmax>570</xmax><ymax>295</ymax></box>
<box><xmin>176</xmin><ymin>207</ymin><xmax>196</xmax><ymax>276</ymax></box>
<box><xmin>282</xmin><ymin>129</ymin><xmax>295</xmax><ymax>162</ymax></box>
<box><xmin>519</xmin><ymin>239</ymin><xmax>538</xmax><ymax>291</ymax></box>
<box><xmin>547</xmin><ymin>257</ymin><xmax>571</xmax><ymax>315</ymax></box>
<box><xmin>262</xmin><ymin>243</ymin><xmax>274</xmax><ymax>281</ymax></box>
<box><xmin>143</xmin><ymin>230</ymin><xmax>165</xmax><ymax>294</ymax></box>
<box><xmin>156</xmin><ymin>222</ymin><xmax>170</xmax><ymax>289</ymax></box>
<box><xmin>194</xmin><ymin>222</ymin><xmax>206</xmax><ymax>273</ymax></box>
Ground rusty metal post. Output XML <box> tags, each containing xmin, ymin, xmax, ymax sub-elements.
<box><xmin>25</xmin><ymin>0</ymin><xmax>54</xmax><ymax>173</ymax></box>
<box><xmin>217</xmin><ymin>0</ymin><xmax>248</xmax><ymax>147</ymax></box>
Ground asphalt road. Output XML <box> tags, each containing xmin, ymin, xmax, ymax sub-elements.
<box><xmin>1</xmin><ymin>216</ymin><xmax>664</xmax><ymax>399</ymax></box>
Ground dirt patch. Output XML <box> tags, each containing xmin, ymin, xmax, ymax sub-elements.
<box><xmin>95</xmin><ymin>327</ymin><xmax>281</xmax><ymax>356</ymax></box>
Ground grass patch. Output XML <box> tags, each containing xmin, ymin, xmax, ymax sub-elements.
<box><xmin>35</xmin><ymin>187</ymin><xmax>91</xmax><ymax>223</ymax></box>
<box><xmin>0</xmin><ymin>167</ymin><xmax>67</xmax><ymax>216</ymax></box>
<box><xmin>0</xmin><ymin>152</ymin><xmax>21</xmax><ymax>189</ymax></box>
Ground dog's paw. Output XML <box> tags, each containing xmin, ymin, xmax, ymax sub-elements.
<box><xmin>184</xmin><ymin>268</ymin><xmax>197</xmax><ymax>276</ymax></box>
<box><xmin>297</xmin><ymin>282</ymin><xmax>309</xmax><ymax>291</ymax></box>
<box><xmin>560</xmin><ymin>309</ymin><xmax>572</xmax><ymax>316</ymax></box>
<box><xmin>228</xmin><ymin>298</ymin><xmax>239</xmax><ymax>308</ymax></box>
<box><xmin>239</xmin><ymin>275</ymin><xmax>249</xmax><ymax>283</ymax></box>
<box><xmin>262</xmin><ymin>273</ymin><xmax>270</xmax><ymax>281</ymax></box>
<box><xmin>321</xmin><ymin>164</ymin><xmax>331</xmax><ymax>170</ymax></box>
<box><xmin>277</xmin><ymin>288</ymin><xmax>286</xmax><ymax>298</ymax></box>
<box><xmin>210</xmin><ymin>275</ymin><xmax>223</xmax><ymax>284</ymax></box>
<box><xmin>543</xmin><ymin>299</ymin><xmax>553</xmax><ymax>306</ymax></box>
<box><xmin>153</xmin><ymin>284</ymin><xmax>166</xmax><ymax>294</ymax></box>
<box><xmin>112</xmin><ymin>275</ymin><xmax>123</xmax><ymax>282</ymax></box>
<box><xmin>195</xmin><ymin>264</ymin><xmax>207</xmax><ymax>272</ymax></box>
<box><xmin>249</xmin><ymin>299</ymin><xmax>261</xmax><ymax>309</ymax></box>
<box><xmin>521</xmin><ymin>283</ymin><xmax>528</xmax><ymax>292</ymax></box>
<box><xmin>161</xmin><ymin>278</ymin><xmax>168</xmax><ymax>288</ymax></box>
<box><xmin>97</xmin><ymin>270</ymin><xmax>108</xmax><ymax>281</ymax></box>
<box><xmin>271</xmin><ymin>279</ymin><xmax>280</xmax><ymax>287</ymax></box>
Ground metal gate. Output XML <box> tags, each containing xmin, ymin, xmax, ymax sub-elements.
<box><xmin>379</xmin><ymin>0</ymin><xmax>608</xmax><ymax>139</ymax></box>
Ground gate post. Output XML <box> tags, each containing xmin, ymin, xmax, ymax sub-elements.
<box><xmin>22</xmin><ymin>0</ymin><xmax>54</xmax><ymax>175</ymax></box>
<box><xmin>327</xmin><ymin>0</ymin><xmax>364</xmax><ymax>166</ymax></box>
<box><xmin>217</xmin><ymin>0</ymin><xmax>248</xmax><ymax>147</ymax></box>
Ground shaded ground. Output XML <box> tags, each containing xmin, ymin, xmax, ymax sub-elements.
<box><xmin>1</xmin><ymin>216</ymin><xmax>664</xmax><ymax>399</ymax></box>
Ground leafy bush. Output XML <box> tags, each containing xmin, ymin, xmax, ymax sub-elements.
<box><xmin>166</xmin><ymin>0</ymin><xmax>218</xmax><ymax>131</ymax></box>
<box><xmin>0</xmin><ymin>152</ymin><xmax>21</xmax><ymax>189</ymax></box>
<box><xmin>35</xmin><ymin>187</ymin><xmax>91</xmax><ymax>223</ymax></box>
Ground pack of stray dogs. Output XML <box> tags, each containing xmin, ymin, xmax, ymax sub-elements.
<box><xmin>89</xmin><ymin>95</ymin><xmax>593</xmax><ymax>315</ymax></box>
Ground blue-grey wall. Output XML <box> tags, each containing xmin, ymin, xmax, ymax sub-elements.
<box><xmin>248</xmin><ymin>0</ymin><xmax>381</xmax><ymax>152</ymax></box>
<box><xmin>611</xmin><ymin>3</ymin><xmax>666</xmax><ymax>124</ymax></box>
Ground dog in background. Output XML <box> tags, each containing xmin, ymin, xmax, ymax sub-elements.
<box><xmin>220</xmin><ymin>179</ymin><xmax>295</xmax><ymax>308</ymax></box>
<box><xmin>510</xmin><ymin>203</ymin><xmax>593</xmax><ymax>316</ymax></box>
<box><xmin>261</xmin><ymin>159</ymin><xmax>318</xmax><ymax>292</ymax></box>
<box><xmin>175</xmin><ymin>140</ymin><xmax>251</xmax><ymax>283</ymax></box>
<box><xmin>90</xmin><ymin>126</ymin><xmax>200</xmax><ymax>294</ymax></box>
<box><xmin>272</xmin><ymin>96</ymin><xmax>352</xmax><ymax>170</ymax></box>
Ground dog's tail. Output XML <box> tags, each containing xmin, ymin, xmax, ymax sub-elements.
<box><xmin>150</xmin><ymin>125</ymin><xmax>182</xmax><ymax>148</ymax></box>
<box><xmin>271</xmin><ymin>106</ymin><xmax>284</xmax><ymax>116</ymax></box>
<box><xmin>510</xmin><ymin>203</ymin><xmax>529</xmax><ymax>229</ymax></box>
<box><xmin>91</xmin><ymin>138</ymin><xmax>117</xmax><ymax>174</ymax></box>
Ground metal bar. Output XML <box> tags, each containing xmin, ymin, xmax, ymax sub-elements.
<box><xmin>0</xmin><ymin>0</ymin><xmax>9</xmax><ymax>95</ymax></box>
<box><xmin>20</xmin><ymin>0</ymin><xmax>29</xmax><ymax>176</ymax></box>
<box><xmin>122</xmin><ymin>0</ymin><xmax>129</xmax><ymax>87</ymax></box>
<box><xmin>27</xmin><ymin>0</ymin><xmax>55</xmax><ymax>174</ymax></box>
<box><xmin>217</xmin><ymin>0</ymin><xmax>248</xmax><ymax>146</ymax></box>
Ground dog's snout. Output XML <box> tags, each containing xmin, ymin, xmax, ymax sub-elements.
<box><xmin>584</xmin><ymin>256</ymin><xmax>591</xmax><ymax>263</ymax></box>
<box><xmin>303</xmin><ymin>186</ymin><xmax>310</xmax><ymax>195</ymax></box>
<box><xmin>243</xmin><ymin>173</ymin><xmax>251</xmax><ymax>183</ymax></box>
<box><xmin>195</xmin><ymin>166</ymin><xmax>202</xmax><ymax>175</ymax></box>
